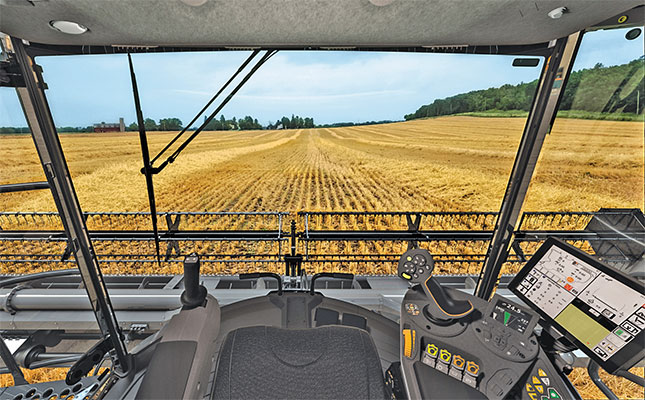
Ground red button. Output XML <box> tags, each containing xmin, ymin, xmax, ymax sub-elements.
<box><xmin>564</xmin><ymin>284</ymin><xmax>572</xmax><ymax>291</ymax></box>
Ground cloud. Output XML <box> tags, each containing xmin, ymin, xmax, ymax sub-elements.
<box><xmin>236</xmin><ymin>89</ymin><xmax>412</xmax><ymax>101</ymax></box>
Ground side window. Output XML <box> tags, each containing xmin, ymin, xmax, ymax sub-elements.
<box><xmin>520</xmin><ymin>27</ymin><xmax>644</xmax><ymax>272</ymax></box>
<box><xmin>526</xmin><ymin>27</ymin><xmax>644</xmax><ymax>212</ymax></box>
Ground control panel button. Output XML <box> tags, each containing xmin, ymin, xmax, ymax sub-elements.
<box><xmin>451</xmin><ymin>355</ymin><xmax>465</xmax><ymax>370</ymax></box>
<box><xmin>401</xmin><ymin>272</ymin><xmax>411</xmax><ymax>280</ymax></box>
<box><xmin>535</xmin><ymin>385</ymin><xmax>544</xmax><ymax>394</ymax></box>
<box><xmin>538</xmin><ymin>368</ymin><xmax>547</xmax><ymax>377</ymax></box>
<box><xmin>499</xmin><ymin>372</ymin><xmax>514</xmax><ymax>386</ymax></box>
<box><xmin>425</xmin><ymin>344</ymin><xmax>439</xmax><ymax>358</ymax></box>
<box><xmin>439</xmin><ymin>349</ymin><xmax>452</xmax><ymax>364</ymax></box>
<box><xmin>527</xmin><ymin>393</ymin><xmax>538</xmax><ymax>400</ymax></box>
<box><xmin>465</xmin><ymin>361</ymin><xmax>479</xmax><ymax>376</ymax></box>
<box><xmin>448</xmin><ymin>367</ymin><xmax>463</xmax><ymax>380</ymax></box>
<box><xmin>490</xmin><ymin>384</ymin><xmax>504</xmax><ymax>397</ymax></box>
<box><xmin>547</xmin><ymin>388</ymin><xmax>561</xmax><ymax>399</ymax></box>
<box><xmin>532</xmin><ymin>376</ymin><xmax>540</xmax><ymax>385</ymax></box>
<box><xmin>421</xmin><ymin>353</ymin><xmax>436</xmax><ymax>368</ymax></box>
<box><xmin>493</xmin><ymin>335</ymin><xmax>507</xmax><ymax>349</ymax></box>
<box><xmin>507</xmin><ymin>346</ymin><xmax>519</xmax><ymax>356</ymax></box>
<box><xmin>462</xmin><ymin>373</ymin><xmax>477</xmax><ymax>388</ymax></box>
<box><xmin>526</xmin><ymin>384</ymin><xmax>534</xmax><ymax>392</ymax></box>
<box><xmin>435</xmin><ymin>361</ymin><xmax>449</xmax><ymax>374</ymax></box>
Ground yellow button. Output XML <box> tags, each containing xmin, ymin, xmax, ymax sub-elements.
<box><xmin>426</xmin><ymin>344</ymin><xmax>439</xmax><ymax>357</ymax></box>
<box><xmin>401</xmin><ymin>272</ymin><xmax>411</xmax><ymax>280</ymax></box>
<box><xmin>538</xmin><ymin>368</ymin><xmax>547</xmax><ymax>377</ymax></box>
<box><xmin>526</xmin><ymin>384</ymin><xmax>534</xmax><ymax>392</ymax></box>
<box><xmin>452</xmin><ymin>355</ymin><xmax>465</xmax><ymax>369</ymax></box>
<box><xmin>532</xmin><ymin>376</ymin><xmax>540</xmax><ymax>384</ymax></box>
<box><xmin>535</xmin><ymin>385</ymin><xmax>543</xmax><ymax>394</ymax></box>
<box><xmin>439</xmin><ymin>349</ymin><xmax>452</xmax><ymax>363</ymax></box>
<box><xmin>528</xmin><ymin>393</ymin><xmax>538</xmax><ymax>400</ymax></box>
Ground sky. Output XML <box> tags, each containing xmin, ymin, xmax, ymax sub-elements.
<box><xmin>0</xmin><ymin>28</ymin><xmax>642</xmax><ymax>128</ymax></box>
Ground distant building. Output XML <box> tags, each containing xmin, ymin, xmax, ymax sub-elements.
<box><xmin>94</xmin><ymin>117</ymin><xmax>125</xmax><ymax>133</ymax></box>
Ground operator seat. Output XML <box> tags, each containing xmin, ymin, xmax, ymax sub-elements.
<box><xmin>211</xmin><ymin>325</ymin><xmax>389</xmax><ymax>400</ymax></box>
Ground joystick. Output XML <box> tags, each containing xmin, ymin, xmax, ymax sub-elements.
<box><xmin>181</xmin><ymin>253</ymin><xmax>208</xmax><ymax>309</ymax></box>
<box><xmin>398</xmin><ymin>248</ymin><xmax>474</xmax><ymax>321</ymax></box>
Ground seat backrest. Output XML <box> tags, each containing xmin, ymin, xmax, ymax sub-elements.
<box><xmin>212</xmin><ymin>325</ymin><xmax>388</xmax><ymax>400</ymax></box>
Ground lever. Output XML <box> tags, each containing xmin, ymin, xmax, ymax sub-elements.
<box><xmin>239</xmin><ymin>272</ymin><xmax>283</xmax><ymax>295</ymax></box>
<box><xmin>398</xmin><ymin>248</ymin><xmax>473</xmax><ymax>321</ymax></box>
<box><xmin>310</xmin><ymin>272</ymin><xmax>354</xmax><ymax>295</ymax></box>
<box><xmin>181</xmin><ymin>253</ymin><xmax>207</xmax><ymax>309</ymax></box>
<box><xmin>66</xmin><ymin>337</ymin><xmax>113</xmax><ymax>385</ymax></box>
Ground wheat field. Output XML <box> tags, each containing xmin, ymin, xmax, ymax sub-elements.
<box><xmin>0</xmin><ymin>116</ymin><xmax>642</xmax><ymax>276</ymax></box>
<box><xmin>1</xmin><ymin>116</ymin><xmax>644</xmax><ymax>397</ymax></box>
<box><xmin>1</xmin><ymin>116</ymin><xmax>642</xmax><ymax>213</ymax></box>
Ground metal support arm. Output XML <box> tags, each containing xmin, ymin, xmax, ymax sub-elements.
<box><xmin>8</xmin><ymin>37</ymin><xmax>130</xmax><ymax>373</ymax></box>
<box><xmin>475</xmin><ymin>32</ymin><xmax>584</xmax><ymax>299</ymax></box>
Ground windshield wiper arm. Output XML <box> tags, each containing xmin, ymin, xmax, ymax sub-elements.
<box><xmin>128</xmin><ymin>53</ymin><xmax>161</xmax><ymax>265</ymax></box>
<box><xmin>149</xmin><ymin>50</ymin><xmax>261</xmax><ymax>167</ymax></box>
<box><xmin>152</xmin><ymin>49</ymin><xmax>278</xmax><ymax>174</ymax></box>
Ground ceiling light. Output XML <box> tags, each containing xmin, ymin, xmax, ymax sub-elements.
<box><xmin>181</xmin><ymin>0</ymin><xmax>208</xmax><ymax>6</ymax></box>
<box><xmin>547</xmin><ymin>7</ymin><xmax>568</xmax><ymax>19</ymax></box>
<box><xmin>49</xmin><ymin>20</ymin><xmax>88</xmax><ymax>35</ymax></box>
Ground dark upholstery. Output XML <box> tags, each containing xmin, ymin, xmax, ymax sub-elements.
<box><xmin>212</xmin><ymin>325</ymin><xmax>388</xmax><ymax>400</ymax></box>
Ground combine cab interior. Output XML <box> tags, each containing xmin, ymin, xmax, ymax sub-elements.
<box><xmin>0</xmin><ymin>1</ymin><xmax>644</xmax><ymax>399</ymax></box>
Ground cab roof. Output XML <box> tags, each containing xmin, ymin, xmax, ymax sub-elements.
<box><xmin>0</xmin><ymin>0</ymin><xmax>642</xmax><ymax>49</ymax></box>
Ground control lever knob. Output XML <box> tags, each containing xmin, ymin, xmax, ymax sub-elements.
<box><xmin>181</xmin><ymin>253</ymin><xmax>207</xmax><ymax>309</ymax></box>
<box><xmin>398</xmin><ymin>248</ymin><xmax>474</xmax><ymax>321</ymax></box>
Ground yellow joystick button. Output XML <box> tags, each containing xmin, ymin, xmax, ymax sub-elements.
<box><xmin>439</xmin><ymin>349</ymin><xmax>451</xmax><ymax>363</ymax></box>
<box><xmin>426</xmin><ymin>344</ymin><xmax>439</xmax><ymax>357</ymax></box>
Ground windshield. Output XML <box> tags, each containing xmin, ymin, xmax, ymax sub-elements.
<box><xmin>1</xmin><ymin>50</ymin><xmax>543</xmax><ymax>276</ymax></box>
<box><xmin>0</xmin><ymin>33</ymin><xmax>642</xmax><ymax>279</ymax></box>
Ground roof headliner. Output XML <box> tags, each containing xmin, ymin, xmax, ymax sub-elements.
<box><xmin>0</xmin><ymin>0</ymin><xmax>642</xmax><ymax>48</ymax></box>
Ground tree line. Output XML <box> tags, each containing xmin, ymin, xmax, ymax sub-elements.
<box><xmin>126</xmin><ymin>114</ymin><xmax>316</xmax><ymax>131</ymax></box>
<box><xmin>0</xmin><ymin>114</ymin><xmax>317</xmax><ymax>134</ymax></box>
<box><xmin>404</xmin><ymin>56</ymin><xmax>644</xmax><ymax>120</ymax></box>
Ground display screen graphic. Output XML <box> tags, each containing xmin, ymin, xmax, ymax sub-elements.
<box><xmin>491</xmin><ymin>299</ymin><xmax>533</xmax><ymax>335</ymax></box>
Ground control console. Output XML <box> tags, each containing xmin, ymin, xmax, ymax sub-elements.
<box><xmin>397</xmin><ymin>247</ymin><xmax>581</xmax><ymax>400</ymax></box>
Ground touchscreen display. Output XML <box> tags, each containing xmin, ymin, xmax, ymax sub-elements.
<box><xmin>513</xmin><ymin>240</ymin><xmax>645</xmax><ymax>366</ymax></box>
